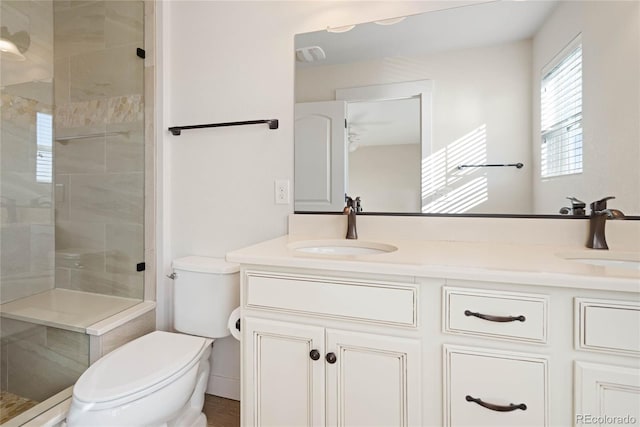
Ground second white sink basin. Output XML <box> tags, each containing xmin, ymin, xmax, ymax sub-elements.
<box><xmin>289</xmin><ymin>240</ymin><xmax>397</xmax><ymax>256</ymax></box>
<box><xmin>571</xmin><ymin>258</ymin><xmax>640</xmax><ymax>271</ymax></box>
<box><xmin>558</xmin><ymin>251</ymin><xmax>640</xmax><ymax>271</ymax></box>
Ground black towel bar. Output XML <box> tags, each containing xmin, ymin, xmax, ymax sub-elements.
<box><xmin>457</xmin><ymin>163</ymin><xmax>523</xmax><ymax>170</ymax></box>
<box><xmin>169</xmin><ymin>119</ymin><xmax>279</xmax><ymax>136</ymax></box>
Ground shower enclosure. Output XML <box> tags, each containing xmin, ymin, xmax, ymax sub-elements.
<box><xmin>0</xmin><ymin>1</ymin><xmax>146</xmax><ymax>423</ymax></box>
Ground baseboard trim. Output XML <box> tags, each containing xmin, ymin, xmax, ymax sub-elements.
<box><xmin>206</xmin><ymin>374</ymin><xmax>240</xmax><ymax>401</ymax></box>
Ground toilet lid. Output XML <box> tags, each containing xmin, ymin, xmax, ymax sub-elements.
<box><xmin>73</xmin><ymin>331</ymin><xmax>209</xmax><ymax>404</ymax></box>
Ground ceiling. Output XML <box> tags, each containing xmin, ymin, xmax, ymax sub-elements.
<box><xmin>295</xmin><ymin>1</ymin><xmax>558</xmax><ymax>67</ymax></box>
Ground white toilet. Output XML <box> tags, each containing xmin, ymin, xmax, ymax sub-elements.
<box><xmin>66</xmin><ymin>256</ymin><xmax>240</xmax><ymax>427</ymax></box>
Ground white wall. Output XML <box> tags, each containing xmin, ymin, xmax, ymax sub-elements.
<box><xmin>158</xmin><ymin>0</ymin><xmax>482</xmax><ymax>400</ymax></box>
<box><xmin>350</xmin><ymin>144</ymin><xmax>422</xmax><ymax>212</ymax></box>
<box><xmin>296</xmin><ymin>39</ymin><xmax>533</xmax><ymax>214</ymax></box>
<box><xmin>532</xmin><ymin>1</ymin><xmax>640</xmax><ymax>214</ymax></box>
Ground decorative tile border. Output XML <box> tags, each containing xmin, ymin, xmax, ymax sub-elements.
<box><xmin>55</xmin><ymin>94</ymin><xmax>143</xmax><ymax>129</ymax></box>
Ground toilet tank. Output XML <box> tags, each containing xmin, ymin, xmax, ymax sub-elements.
<box><xmin>172</xmin><ymin>256</ymin><xmax>240</xmax><ymax>338</ymax></box>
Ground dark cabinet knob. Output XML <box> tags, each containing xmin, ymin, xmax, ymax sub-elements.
<box><xmin>326</xmin><ymin>352</ymin><xmax>337</xmax><ymax>364</ymax></box>
<box><xmin>309</xmin><ymin>349</ymin><xmax>320</xmax><ymax>361</ymax></box>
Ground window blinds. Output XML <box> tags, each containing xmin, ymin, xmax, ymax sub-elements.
<box><xmin>36</xmin><ymin>112</ymin><xmax>53</xmax><ymax>183</ymax></box>
<box><xmin>541</xmin><ymin>42</ymin><xmax>582</xmax><ymax>178</ymax></box>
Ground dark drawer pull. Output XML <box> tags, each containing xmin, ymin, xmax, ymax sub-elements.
<box><xmin>465</xmin><ymin>395</ymin><xmax>527</xmax><ymax>412</ymax></box>
<box><xmin>464</xmin><ymin>310</ymin><xmax>525</xmax><ymax>323</ymax></box>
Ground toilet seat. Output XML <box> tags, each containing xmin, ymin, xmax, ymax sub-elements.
<box><xmin>73</xmin><ymin>331</ymin><xmax>211</xmax><ymax>408</ymax></box>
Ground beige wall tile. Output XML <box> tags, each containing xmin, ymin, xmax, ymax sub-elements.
<box><xmin>6</xmin><ymin>329</ymin><xmax>87</xmax><ymax>401</ymax></box>
<box><xmin>55</xmin><ymin>267</ymin><xmax>71</xmax><ymax>289</ymax></box>
<box><xmin>69</xmin><ymin>45</ymin><xmax>143</xmax><ymax>101</ymax></box>
<box><xmin>54</xmin><ymin>174</ymin><xmax>69</xmax><ymax>221</ymax></box>
<box><xmin>54</xmin><ymin>57</ymin><xmax>70</xmax><ymax>105</ymax></box>
<box><xmin>1</xmin><ymin>171</ymin><xmax>52</xmax><ymax>206</ymax></box>
<box><xmin>0</xmin><ymin>274</ymin><xmax>54</xmax><ymax>305</ymax></box>
<box><xmin>98</xmin><ymin>309</ymin><xmax>154</xmax><ymax>357</ymax></box>
<box><xmin>30</xmin><ymin>224</ymin><xmax>54</xmax><ymax>273</ymax></box>
<box><xmin>105</xmin><ymin>1</ymin><xmax>143</xmax><ymax>48</ymax></box>
<box><xmin>69</xmin><ymin>268</ymin><xmax>142</xmax><ymax>299</ymax></box>
<box><xmin>53</xmin><ymin>1</ymin><xmax>105</xmax><ymax>59</ymax></box>
<box><xmin>55</xmin><ymin>220</ymin><xmax>105</xmax><ymax>251</ymax></box>
<box><xmin>1</xmin><ymin>225</ymin><xmax>32</xmax><ymax>276</ymax></box>
<box><xmin>55</xmin><ymin>247</ymin><xmax>105</xmax><ymax>273</ymax></box>
<box><xmin>1</xmin><ymin>338</ymin><xmax>7</xmax><ymax>390</ymax></box>
<box><xmin>53</xmin><ymin>1</ymin><xmax>71</xmax><ymax>12</ymax></box>
<box><xmin>54</xmin><ymin>136</ymin><xmax>106</xmax><ymax>173</ymax></box>
<box><xmin>68</xmin><ymin>172</ymin><xmax>143</xmax><ymax>224</ymax></box>
<box><xmin>106</xmin><ymin>121</ymin><xmax>144</xmax><ymax>173</ymax></box>
<box><xmin>45</xmin><ymin>327</ymin><xmax>89</xmax><ymax>366</ymax></box>
<box><xmin>1</xmin><ymin>121</ymin><xmax>36</xmax><ymax>175</ymax></box>
<box><xmin>1</xmin><ymin>319</ymin><xmax>45</xmax><ymax>348</ymax></box>
<box><xmin>105</xmin><ymin>223</ymin><xmax>143</xmax><ymax>275</ymax></box>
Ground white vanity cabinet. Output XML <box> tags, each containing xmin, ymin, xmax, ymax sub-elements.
<box><xmin>441</xmin><ymin>282</ymin><xmax>640</xmax><ymax>427</ymax></box>
<box><xmin>444</xmin><ymin>346</ymin><xmax>548</xmax><ymax>426</ymax></box>
<box><xmin>235</xmin><ymin>254</ymin><xmax>640</xmax><ymax>427</ymax></box>
<box><xmin>442</xmin><ymin>286</ymin><xmax>551</xmax><ymax>426</ymax></box>
<box><xmin>574</xmin><ymin>298</ymin><xmax>640</xmax><ymax>425</ymax></box>
<box><xmin>241</xmin><ymin>270</ymin><xmax>422</xmax><ymax>427</ymax></box>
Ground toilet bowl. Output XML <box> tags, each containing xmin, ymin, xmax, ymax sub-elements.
<box><xmin>67</xmin><ymin>331</ymin><xmax>212</xmax><ymax>426</ymax></box>
<box><xmin>66</xmin><ymin>257</ymin><xmax>240</xmax><ymax>427</ymax></box>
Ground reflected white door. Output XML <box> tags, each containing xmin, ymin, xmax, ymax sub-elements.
<box><xmin>294</xmin><ymin>101</ymin><xmax>347</xmax><ymax>211</ymax></box>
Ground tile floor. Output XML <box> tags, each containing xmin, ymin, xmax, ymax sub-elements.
<box><xmin>0</xmin><ymin>391</ymin><xmax>39</xmax><ymax>424</ymax></box>
<box><xmin>204</xmin><ymin>394</ymin><xmax>240</xmax><ymax>427</ymax></box>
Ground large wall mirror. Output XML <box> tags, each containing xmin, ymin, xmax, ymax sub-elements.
<box><xmin>294</xmin><ymin>1</ymin><xmax>639</xmax><ymax>217</ymax></box>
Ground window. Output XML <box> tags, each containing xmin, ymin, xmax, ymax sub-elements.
<box><xmin>36</xmin><ymin>112</ymin><xmax>53</xmax><ymax>183</ymax></box>
<box><xmin>540</xmin><ymin>37</ymin><xmax>582</xmax><ymax>178</ymax></box>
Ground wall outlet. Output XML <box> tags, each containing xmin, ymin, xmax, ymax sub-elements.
<box><xmin>275</xmin><ymin>179</ymin><xmax>290</xmax><ymax>205</ymax></box>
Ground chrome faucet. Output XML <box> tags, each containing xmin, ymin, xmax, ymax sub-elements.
<box><xmin>559</xmin><ymin>196</ymin><xmax>586</xmax><ymax>215</ymax></box>
<box><xmin>343</xmin><ymin>195</ymin><xmax>361</xmax><ymax>240</ymax></box>
<box><xmin>586</xmin><ymin>196</ymin><xmax>625</xmax><ymax>249</ymax></box>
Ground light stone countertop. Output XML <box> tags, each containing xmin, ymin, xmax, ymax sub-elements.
<box><xmin>226</xmin><ymin>235</ymin><xmax>640</xmax><ymax>293</ymax></box>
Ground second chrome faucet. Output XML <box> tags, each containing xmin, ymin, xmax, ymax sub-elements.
<box><xmin>344</xmin><ymin>195</ymin><xmax>361</xmax><ymax>239</ymax></box>
<box><xmin>586</xmin><ymin>196</ymin><xmax>625</xmax><ymax>249</ymax></box>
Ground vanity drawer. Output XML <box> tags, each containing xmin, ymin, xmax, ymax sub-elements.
<box><xmin>444</xmin><ymin>345</ymin><xmax>548</xmax><ymax>427</ymax></box>
<box><xmin>245</xmin><ymin>271</ymin><xmax>417</xmax><ymax>327</ymax></box>
<box><xmin>444</xmin><ymin>287</ymin><xmax>548</xmax><ymax>343</ymax></box>
<box><xmin>576</xmin><ymin>298</ymin><xmax>640</xmax><ymax>355</ymax></box>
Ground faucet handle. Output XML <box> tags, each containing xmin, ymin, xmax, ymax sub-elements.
<box><xmin>591</xmin><ymin>196</ymin><xmax>615</xmax><ymax>212</ymax></box>
<box><xmin>566</xmin><ymin>196</ymin><xmax>585</xmax><ymax>207</ymax></box>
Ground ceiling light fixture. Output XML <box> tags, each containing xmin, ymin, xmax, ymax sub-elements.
<box><xmin>326</xmin><ymin>24</ymin><xmax>356</xmax><ymax>33</ymax></box>
<box><xmin>295</xmin><ymin>46</ymin><xmax>326</xmax><ymax>63</ymax></box>
<box><xmin>0</xmin><ymin>26</ymin><xmax>30</xmax><ymax>61</ymax></box>
<box><xmin>374</xmin><ymin>17</ymin><xmax>407</xmax><ymax>26</ymax></box>
<box><xmin>0</xmin><ymin>38</ymin><xmax>25</xmax><ymax>61</ymax></box>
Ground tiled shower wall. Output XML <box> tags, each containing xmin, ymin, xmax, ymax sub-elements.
<box><xmin>1</xmin><ymin>0</ymin><xmax>88</xmax><ymax>407</ymax></box>
<box><xmin>53</xmin><ymin>0</ymin><xmax>145</xmax><ymax>299</ymax></box>
<box><xmin>0</xmin><ymin>0</ymin><xmax>55</xmax><ymax>304</ymax></box>
<box><xmin>0</xmin><ymin>317</ymin><xmax>88</xmax><ymax>403</ymax></box>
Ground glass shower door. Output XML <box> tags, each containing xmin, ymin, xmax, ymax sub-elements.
<box><xmin>0</xmin><ymin>1</ymin><xmax>145</xmax><ymax>423</ymax></box>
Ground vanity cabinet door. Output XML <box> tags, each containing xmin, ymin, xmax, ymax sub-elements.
<box><xmin>575</xmin><ymin>362</ymin><xmax>640</xmax><ymax>426</ymax></box>
<box><xmin>243</xmin><ymin>317</ymin><xmax>325</xmax><ymax>427</ymax></box>
<box><xmin>326</xmin><ymin>329</ymin><xmax>421</xmax><ymax>427</ymax></box>
<box><xmin>444</xmin><ymin>345</ymin><xmax>548</xmax><ymax>427</ymax></box>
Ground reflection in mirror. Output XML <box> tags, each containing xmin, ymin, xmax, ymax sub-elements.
<box><xmin>294</xmin><ymin>1</ymin><xmax>639</xmax><ymax>216</ymax></box>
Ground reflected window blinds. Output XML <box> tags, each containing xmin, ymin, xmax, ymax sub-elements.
<box><xmin>541</xmin><ymin>38</ymin><xmax>583</xmax><ymax>178</ymax></box>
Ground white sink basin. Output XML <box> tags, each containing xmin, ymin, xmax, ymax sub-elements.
<box><xmin>558</xmin><ymin>251</ymin><xmax>640</xmax><ymax>271</ymax></box>
<box><xmin>289</xmin><ymin>240</ymin><xmax>397</xmax><ymax>256</ymax></box>
<box><xmin>571</xmin><ymin>258</ymin><xmax>640</xmax><ymax>271</ymax></box>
